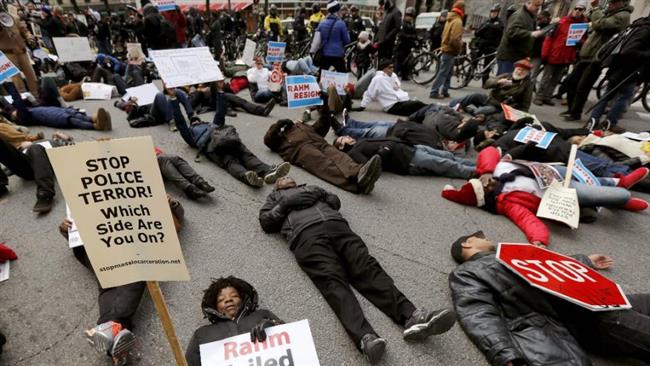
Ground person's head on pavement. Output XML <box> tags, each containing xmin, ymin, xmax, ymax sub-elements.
<box><xmin>333</xmin><ymin>135</ymin><xmax>357</xmax><ymax>151</ymax></box>
<box><xmin>275</xmin><ymin>176</ymin><xmax>297</xmax><ymax>190</ymax></box>
<box><xmin>201</xmin><ymin>276</ymin><xmax>258</xmax><ymax>322</ymax></box>
<box><xmin>378</xmin><ymin>59</ymin><xmax>394</xmax><ymax>76</ymax></box>
<box><xmin>450</xmin><ymin>230</ymin><xmax>495</xmax><ymax>264</ymax></box>
<box><xmin>513</xmin><ymin>58</ymin><xmax>533</xmax><ymax>80</ymax></box>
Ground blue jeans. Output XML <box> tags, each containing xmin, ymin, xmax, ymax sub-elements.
<box><xmin>408</xmin><ymin>145</ymin><xmax>475</xmax><ymax>179</ymax></box>
<box><xmin>554</xmin><ymin>166</ymin><xmax>629</xmax><ymax>207</ymax></box>
<box><xmin>590</xmin><ymin>79</ymin><xmax>637</xmax><ymax>125</ymax></box>
<box><xmin>254</xmin><ymin>90</ymin><xmax>274</xmax><ymax>103</ymax></box>
<box><xmin>449</xmin><ymin>93</ymin><xmax>498</xmax><ymax>115</ymax></box>
<box><xmin>150</xmin><ymin>89</ymin><xmax>192</xmax><ymax>124</ymax></box>
<box><xmin>576</xmin><ymin>150</ymin><xmax>630</xmax><ymax>177</ymax></box>
<box><xmin>497</xmin><ymin>60</ymin><xmax>514</xmax><ymax>76</ymax></box>
<box><xmin>337</xmin><ymin>117</ymin><xmax>393</xmax><ymax>138</ymax></box>
<box><xmin>430</xmin><ymin>53</ymin><xmax>455</xmax><ymax>96</ymax></box>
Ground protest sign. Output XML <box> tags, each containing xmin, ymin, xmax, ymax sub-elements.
<box><xmin>150</xmin><ymin>47</ymin><xmax>223</xmax><ymax>88</ymax></box>
<box><xmin>53</xmin><ymin>37</ymin><xmax>95</xmax><ymax>63</ymax></box>
<box><xmin>497</xmin><ymin>243</ymin><xmax>631</xmax><ymax>311</ymax></box>
<box><xmin>269</xmin><ymin>63</ymin><xmax>284</xmax><ymax>92</ymax></box>
<box><xmin>266</xmin><ymin>41</ymin><xmax>286</xmax><ymax>63</ymax></box>
<box><xmin>0</xmin><ymin>51</ymin><xmax>20</xmax><ymax>84</ymax></box>
<box><xmin>572</xmin><ymin>159</ymin><xmax>600</xmax><ymax>186</ymax></box>
<box><xmin>566</xmin><ymin>23</ymin><xmax>589</xmax><ymax>46</ymax></box>
<box><xmin>200</xmin><ymin>319</ymin><xmax>320</xmax><ymax>366</ymax></box>
<box><xmin>126</xmin><ymin>43</ymin><xmax>145</xmax><ymax>59</ymax></box>
<box><xmin>622</xmin><ymin>131</ymin><xmax>650</xmax><ymax>142</ymax></box>
<box><xmin>513</xmin><ymin>160</ymin><xmax>563</xmax><ymax>189</ymax></box>
<box><xmin>0</xmin><ymin>261</ymin><xmax>9</xmax><ymax>282</ymax></box>
<box><xmin>152</xmin><ymin>0</ymin><xmax>176</xmax><ymax>11</ymax></box>
<box><xmin>513</xmin><ymin>126</ymin><xmax>557</xmax><ymax>149</ymax></box>
<box><xmin>81</xmin><ymin>82</ymin><xmax>116</xmax><ymax>100</ymax></box>
<box><xmin>537</xmin><ymin>145</ymin><xmax>580</xmax><ymax>229</ymax></box>
<box><xmin>31</xmin><ymin>23</ymin><xmax>42</xmax><ymax>38</ymax></box>
<box><xmin>242</xmin><ymin>38</ymin><xmax>256</xmax><ymax>66</ymax></box>
<box><xmin>320</xmin><ymin>70</ymin><xmax>349</xmax><ymax>95</ymax></box>
<box><xmin>122</xmin><ymin>83</ymin><xmax>160</xmax><ymax>106</ymax></box>
<box><xmin>66</xmin><ymin>205</ymin><xmax>84</xmax><ymax>249</ymax></box>
<box><xmin>286</xmin><ymin>75</ymin><xmax>323</xmax><ymax>109</ymax></box>
<box><xmin>46</xmin><ymin>136</ymin><xmax>190</xmax><ymax>288</ymax></box>
<box><xmin>500</xmin><ymin>103</ymin><xmax>543</xmax><ymax>128</ymax></box>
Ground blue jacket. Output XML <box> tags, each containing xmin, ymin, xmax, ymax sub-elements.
<box><xmin>317</xmin><ymin>15</ymin><xmax>350</xmax><ymax>58</ymax></box>
<box><xmin>96</xmin><ymin>53</ymin><xmax>125</xmax><ymax>74</ymax></box>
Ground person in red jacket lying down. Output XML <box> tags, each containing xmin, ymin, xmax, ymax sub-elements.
<box><xmin>441</xmin><ymin>146</ymin><xmax>649</xmax><ymax>246</ymax></box>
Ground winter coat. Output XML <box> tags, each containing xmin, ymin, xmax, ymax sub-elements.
<box><xmin>541</xmin><ymin>14</ymin><xmax>589</xmax><ymax>65</ymax></box>
<box><xmin>162</xmin><ymin>10</ymin><xmax>187</xmax><ymax>45</ymax></box>
<box><xmin>345</xmin><ymin>138</ymin><xmax>415</xmax><ymax>175</ymax></box>
<box><xmin>395</xmin><ymin>20</ymin><xmax>417</xmax><ymax>57</ymax></box>
<box><xmin>441</xmin><ymin>10</ymin><xmax>464</xmax><ymax>56</ymax></box>
<box><xmin>387</xmin><ymin>120</ymin><xmax>443</xmax><ymax>150</ymax></box>
<box><xmin>354</xmin><ymin>41</ymin><xmax>376</xmax><ymax>69</ymax></box>
<box><xmin>0</xmin><ymin>15</ymin><xmax>33</xmax><ymax>55</ymax></box>
<box><xmin>376</xmin><ymin>5</ymin><xmax>402</xmax><ymax>45</ymax></box>
<box><xmin>484</xmin><ymin>73</ymin><xmax>534</xmax><ymax>112</ymax></box>
<box><xmin>496</xmin><ymin>6</ymin><xmax>537</xmax><ymax>61</ymax></box>
<box><xmin>493</xmin><ymin>128</ymin><xmax>572</xmax><ymax>164</ymax></box>
<box><xmin>449</xmin><ymin>251</ymin><xmax>593</xmax><ymax>366</ymax></box>
<box><xmin>605</xmin><ymin>16</ymin><xmax>650</xmax><ymax>84</ymax></box>
<box><xmin>580</xmin><ymin>5</ymin><xmax>633</xmax><ymax>62</ymax></box>
<box><xmin>205</xmin><ymin>125</ymin><xmax>242</xmax><ymax>154</ymax></box>
<box><xmin>474</xmin><ymin>17</ymin><xmax>504</xmax><ymax>51</ymax></box>
<box><xmin>317</xmin><ymin>15</ymin><xmax>351</xmax><ymax>58</ymax></box>
<box><xmin>259</xmin><ymin>184</ymin><xmax>345</xmax><ymax>248</ymax></box>
<box><xmin>420</xmin><ymin>106</ymin><xmax>478</xmax><ymax>143</ymax></box>
<box><xmin>41</xmin><ymin>15</ymin><xmax>66</xmax><ymax>38</ymax></box>
<box><xmin>29</xmin><ymin>107</ymin><xmax>86</xmax><ymax>127</ymax></box>
<box><xmin>429</xmin><ymin>21</ymin><xmax>444</xmax><ymax>50</ymax></box>
<box><xmin>185</xmin><ymin>279</ymin><xmax>282</xmax><ymax>366</ymax></box>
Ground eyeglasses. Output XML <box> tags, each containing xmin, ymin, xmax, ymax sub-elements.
<box><xmin>574</xmin><ymin>7</ymin><xmax>585</xmax><ymax>11</ymax></box>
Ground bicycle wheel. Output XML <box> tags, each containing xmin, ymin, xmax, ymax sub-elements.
<box><xmin>449</xmin><ymin>57</ymin><xmax>473</xmax><ymax>90</ymax></box>
<box><xmin>411</xmin><ymin>52</ymin><xmax>439</xmax><ymax>85</ymax></box>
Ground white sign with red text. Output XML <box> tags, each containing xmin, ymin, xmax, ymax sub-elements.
<box><xmin>200</xmin><ymin>319</ymin><xmax>320</xmax><ymax>366</ymax></box>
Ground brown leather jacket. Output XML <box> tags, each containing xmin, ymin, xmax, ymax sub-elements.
<box><xmin>0</xmin><ymin>15</ymin><xmax>34</xmax><ymax>54</ymax></box>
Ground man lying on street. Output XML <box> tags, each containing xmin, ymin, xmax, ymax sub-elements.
<box><xmin>449</xmin><ymin>231</ymin><xmax>650</xmax><ymax>366</ymax></box>
<box><xmin>442</xmin><ymin>147</ymin><xmax>649</xmax><ymax>246</ymax></box>
<box><xmin>117</xmin><ymin>86</ymin><xmax>193</xmax><ymax>130</ymax></box>
<box><xmin>259</xmin><ymin>177</ymin><xmax>456</xmax><ymax>364</ymax></box>
<box><xmin>168</xmin><ymin>86</ymin><xmax>290</xmax><ymax>188</ymax></box>
<box><xmin>58</xmin><ymin>196</ymin><xmax>185</xmax><ymax>366</ymax></box>
<box><xmin>264</xmin><ymin>110</ymin><xmax>382</xmax><ymax>194</ymax></box>
<box><xmin>185</xmin><ymin>276</ymin><xmax>284</xmax><ymax>366</ymax></box>
<box><xmin>188</xmin><ymin>82</ymin><xmax>276</xmax><ymax>117</ymax></box>
<box><xmin>0</xmin><ymin>137</ymin><xmax>57</xmax><ymax>213</ymax></box>
<box><xmin>156</xmin><ymin>149</ymin><xmax>216</xmax><ymax>200</ymax></box>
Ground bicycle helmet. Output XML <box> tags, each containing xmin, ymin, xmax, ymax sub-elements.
<box><xmin>350</xmin><ymin>5</ymin><xmax>358</xmax><ymax>12</ymax></box>
<box><xmin>405</xmin><ymin>6</ymin><xmax>415</xmax><ymax>17</ymax></box>
<box><xmin>270</xmin><ymin>4</ymin><xmax>278</xmax><ymax>16</ymax></box>
<box><xmin>490</xmin><ymin>4</ymin><xmax>501</xmax><ymax>12</ymax></box>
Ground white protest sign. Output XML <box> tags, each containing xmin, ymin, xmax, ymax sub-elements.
<box><xmin>152</xmin><ymin>0</ymin><xmax>176</xmax><ymax>11</ymax></box>
<box><xmin>200</xmin><ymin>319</ymin><xmax>320</xmax><ymax>366</ymax></box>
<box><xmin>46</xmin><ymin>136</ymin><xmax>190</xmax><ymax>288</ymax></box>
<box><xmin>537</xmin><ymin>145</ymin><xmax>580</xmax><ymax>229</ymax></box>
<box><xmin>0</xmin><ymin>51</ymin><xmax>21</xmax><ymax>83</ymax></box>
<box><xmin>150</xmin><ymin>47</ymin><xmax>223</xmax><ymax>88</ymax></box>
<box><xmin>31</xmin><ymin>23</ymin><xmax>42</xmax><ymax>38</ymax></box>
<box><xmin>126</xmin><ymin>43</ymin><xmax>145</xmax><ymax>60</ymax></box>
<box><xmin>242</xmin><ymin>38</ymin><xmax>256</xmax><ymax>67</ymax></box>
<box><xmin>66</xmin><ymin>205</ymin><xmax>84</xmax><ymax>248</ymax></box>
<box><xmin>286</xmin><ymin>75</ymin><xmax>323</xmax><ymax>109</ymax></box>
<box><xmin>81</xmin><ymin>82</ymin><xmax>116</xmax><ymax>100</ymax></box>
<box><xmin>566</xmin><ymin>23</ymin><xmax>589</xmax><ymax>46</ymax></box>
<box><xmin>122</xmin><ymin>83</ymin><xmax>160</xmax><ymax>106</ymax></box>
<box><xmin>0</xmin><ymin>261</ymin><xmax>9</xmax><ymax>282</ymax></box>
<box><xmin>320</xmin><ymin>70</ymin><xmax>349</xmax><ymax>95</ymax></box>
<box><xmin>266</xmin><ymin>41</ymin><xmax>286</xmax><ymax>63</ymax></box>
<box><xmin>53</xmin><ymin>37</ymin><xmax>95</xmax><ymax>63</ymax></box>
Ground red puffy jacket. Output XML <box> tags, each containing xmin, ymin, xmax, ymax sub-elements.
<box><xmin>541</xmin><ymin>15</ymin><xmax>588</xmax><ymax>65</ymax></box>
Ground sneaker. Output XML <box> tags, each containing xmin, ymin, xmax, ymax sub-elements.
<box><xmin>598</xmin><ymin>119</ymin><xmax>611</xmax><ymax>132</ymax></box>
<box><xmin>196</xmin><ymin>180</ymin><xmax>215</xmax><ymax>193</ymax></box>
<box><xmin>84</xmin><ymin>321</ymin><xmax>123</xmax><ymax>355</ymax></box>
<box><xmin>93</xmin><ymin>108</ymin><xmax>112</xmax><ymax>131</ymax></box>
<box><xmin>563</xmin><ymin>114</ymin><xmax>581</xmax><ymax>122</ymax></box>
<box><xmin>618</xmin><ymin>167</ymin><xmax>649</xmax><ymax>189</ymax></box>
<box><xmin>442</xmin><ymin>92</ymin><xmax>450</xmax><ymax>98</ymax></box>
<box><xmin>264</xmin><ymin>162</ymin><xmax>291</xmax><ymax>184</ymax></box>
<box><xmin>262</xmin><ymin>99</ymin><xmax>276</xmax><ymax>117</ymax></box>
<box><xmin>110</xmin><ymin>329</ymin><xmax>136</xmax><ymax>366</ymax></box>
<box><xmin>357</xmin><ymin>155</ymin><xmax>382</xmax><ymax>194</ymax></box>
<box><xmin>359</xmin><ymin>334</ymin><xmax>387</xmax><ymax>365</ymax></box>
<box><xmin>583</xmin><ymin>118</ymin><xmax>597</xmax><ymax>132</ymax></box>
<box><xmin>342</xmin><ymin>108</ymin><xmax>349</xmax><ymax>127</ymax></box>
<box><xmin>403</xmin><ymin>308</ymin><xmax>456</xmax><ymax>341</ymax></box>
<box><xmin>244</xmin><ymin>171</ymin><xmax>264</xmax><ymax>188</ymax></box>
<box><xmin>184</xmin><ymin>185</ymin><xmax>206</xmax><ymax>200</ymax></box>
<box><xmin>623</xmin><ymin>198</ymin><xmax>649</xmax><ymax>212</ymax></box>
<box><xmin>33</xmin><ymin>194</ymin><xmax>54</xmax><ymax>213</ymax></box>
<box><xmin>302</xmin><ymin>109</ymin><xmax>312</xmax><ymax>122</ymax></box>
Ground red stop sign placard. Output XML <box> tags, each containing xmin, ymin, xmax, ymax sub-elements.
<box><xmin>497</xmin><ymin>243</ymin><xmax>631</xmax><ymax>311</ymax></box>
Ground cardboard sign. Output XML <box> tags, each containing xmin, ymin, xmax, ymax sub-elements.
<box><xmin>242</xmin><ymin>38</ymin><xmax>256</xmax><ymax>67</ymax></box>
<box><xmin>81</xmin><ymin>82</ymin><xmax>116</xmax><ymax>100</ymax></box>
<box><xmin>31</xmin><ymin>23</ymin><xmax>42</xmax><ymax>38</ymax></box>
<box><xmin>537</xmin><ymin>145</ymin><xmax>580</xmax><ymax>229</ymax></box>
<box><xmin>46</xmin><ymin>137</ymin><xmax>190</xmax><ymax>288</ymax></box>
<box><xmin>497</xmin><ymin>243</ymin><xmax>631</xmax><ymax>311</ymax></box>
<box><xmin>501</xmin><ymin>103</ymin><xmax>544</xmax><ymax>128</ymax></box>
<box><xmin>0</xmin><ymin>51</ymin><xmax>20</xmax><ymax>83</ymax></box>
<box><xmin>320</xmin><ymin>70</ymin><xmax>349</xmax><ymax>95</ymax></box>
<box><xmin>200</xmin><ymin>320</ymin><xmax>320</xmax><ymax>366</ymax></box>
<box><xmin>513</xmin><ymin>160</ymin><xmax>563</xmax><ymax>189</ymax></box>
<box><xmin>566</xmin><ymin>23</ymin><xmax>589</xmax><ymax>46</ymax></box>
<box><xmin>150</xmin><ymin>47</ymin><xmax>223</xmax><ymax>88</ymax></box>
<box><xmin>66</xmin><ymin>205</ymin><xmax>84</xmax><ymax>248</ymax></box>
<box><xmin>122</xmin><ymin>83</ymin><xmax>160</xmax><ymax>106</ymax></box>
<box><xmin>266</xmin><ymin>41</ymin><xmax>286</xmax><ymax>63</ymax></box>
<box><xmin>286</xmin><ymin>75</ymin><xmax>322</xmax><ymax>109</ymax></box>
<box><xmin>126</xmin><ymin>43</ymin><xmax>145</xmax><ymax>62</ymax></box>
<box><xmin>152</xmin><ymin>0</ymin><xmax>176</xmax><ymax>11</ymax></box>
<box><xmin>514</xmin><ymin>126</ymin><xmax>557</xmax><ymax>149</ymax></box>
<box><xmin>53</xmin><ymin>37</ymin><xmax>95</xmax><ymax>63</ymax></box>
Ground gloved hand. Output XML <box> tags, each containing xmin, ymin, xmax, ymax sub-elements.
<box><xmin>250</xmin><ymin>318</ymin><xmax>278</xmax><ymax>343</ymax></box>
<box><xmin>350</xmin><ymin>106</ymin><xmax>365</xmax><ymax>112</ymax></box>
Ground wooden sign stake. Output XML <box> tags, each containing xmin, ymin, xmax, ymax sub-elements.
<box><xmin>147</xmin><ymin>281</ymin><xmax>188</xmax><ymax>366</ymax></box>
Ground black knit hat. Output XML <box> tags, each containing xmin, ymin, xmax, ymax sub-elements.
<box><xmin>451</xmin><ymin>231</ymin><xmax>484</xmax><ymax>264</ymax></box>
<box><xmin>378</xmin><ymin>58</ymin><xmax>393</xmax><ymax>70</ymax></box>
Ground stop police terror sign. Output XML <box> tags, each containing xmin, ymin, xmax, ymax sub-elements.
<box><xmin>496</xmin><ymin>243</ymin><xmax>631</xmax><ymax>311</ymax></box>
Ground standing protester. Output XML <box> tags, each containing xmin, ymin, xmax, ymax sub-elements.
<box><xmin>428</xmin><ymin>10</ymin><xmax>447</xmax><ymax>51</ymax></box>
<box><xmin>349</xmin><ymin>6</ymin><xmax>365</xmax><ymax>42</ymax></box>
<box><xmin>354</xmin><ymin>31</ymin><xmax>375</xmax><ymax>77</ymax></box>
<box><xmin>293</xmin><ymin>7</ymin><xmax>308</xmax><ymax>44</ymax></box>
<box><xmin>309</xmin><ymin>4</ymin><xmax>325</xmax><ymax>32</ymax></box>
<box><xmin>263</xmin><ymin>5</ymin><xmax>282</xmax><ymax>42</ymax></box>
<box><xmin>529</xmin><ymin>10</ymin><xmax>551</xmax><ymax>84</ymax></box>
<box><xmin>161</xmin><ymin>6</ymin><xmax>187</xmax><ymax>48</ymax></box>
<box><xmin>375</xmin><ymin>0</ymin><xmax>402</xmax><ymax>61</ymax></box>
<box><xmin>259</xmin><ymin>177</ymin><xmax>457</xmax><ymax>364</ymax></box>
<box><xmin>310</xmin><ymin>0</ymin><xmax>350</xmax><ymax>73</ymax></box>
<box><xmin>472</xmin><ymin>4</ymin><xmax>504</xmax><ymax>85</ymax></box>
<box><xmin>496</xmin><ymin>0</ymin><xmax>544</xmax><ymax>75</ymax></box>
<box><xmin>394</xmin><ymin>7</ymin><xmax>417</xmax><ymax>81</ymax></box>
<box><xmin>535</xmin><ymin>1</ymin><xmax>588</xmax><ymax>106</ymax></box>
<box><xmin>95</xmin><ymin>15</ymin><xmax>113</xmax><ymax>55</ymax></box>
<box><xmin>186</xmin><ymin>7</ymin><xmax>203</xmax><ymax>41</ymax></box>
<box><xmin>0</xmin><ymin>12</ymin><xmax>39</xmax><ymax>96</ymax></box>
<box><xmin>429</xmin><ymin>1</ymin><xmax>465</xmax><ymax>99</ymax></box>
<box><xmin>563</xmin><ymin>0</ymin><xmax>633</xmax><ymax>122</ymax></box>
<box><xmin>208</xmin><ymin>11</ymin><xmax>223</xmax><ymax>59</ymax></box>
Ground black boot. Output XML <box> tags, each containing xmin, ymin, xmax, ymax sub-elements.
<box><xmin>195</xmin><ymin>180</ymin><xmax>215</xmax><ymax>193</ymax></box>
<box><xmin>33</xmin><ymin>194</ymin><xmax>54</xmax><ymax>213</ymax></box>
<box><xmin>184</xmin><ymin>185</ymin><xmax>206</xmax><ymax>200</ymax></box>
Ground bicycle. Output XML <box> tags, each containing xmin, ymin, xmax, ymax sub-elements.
<box><xmin>596</xmin><ymin>78</ymin><xmax>650</xmax><ymax>112</ymax></box>
<box><xmin>410</xmin><ymin>45</ymin><xmax>441</xmax><ymax>85</ymax></box>
<box><xmin>448</xmin><ymin>50</ymin><xmax>497</xmax><ymax>90</ymax></box>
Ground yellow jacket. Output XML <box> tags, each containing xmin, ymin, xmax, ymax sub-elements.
<box><xmin>309</xmin><ymin>12</ymin><xmax>325</xmax><ymax>31</ymax></box>
<box><xmin>264</xmin><ymin>15</ymin><xmax>283</xmax><ymax>36</ymax></box>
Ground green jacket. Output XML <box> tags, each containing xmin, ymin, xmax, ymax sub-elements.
<box><xmin>484</xmin><ymin>73</ymin><xmax>534</xmax><ymax>112</ymax></box>
<box><xmin>496</xmin><ymin>6</ymin><xmax>536</xmax><ymax>61</ymax></box>
<box><xmin>580</xmin><ymin>5</ymin><xmax>633</xmax><ymax>62</ymax></box>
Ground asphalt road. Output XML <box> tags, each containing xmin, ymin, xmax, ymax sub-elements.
<box><xmin>0</xmin><ymin>77</ymin><xmax>648</xmax><ymax>366</ymax></box>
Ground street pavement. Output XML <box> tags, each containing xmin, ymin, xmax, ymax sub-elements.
<box><xmin>0</xmin><ymin>77</ymin><xmax>648</xmax><ymax>366</ymax></box>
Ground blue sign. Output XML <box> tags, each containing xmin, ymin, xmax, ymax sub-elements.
<box><xmin>0</xmin><ymin>51</ymin><xmax>20</xmax><ymax>83</ymax></box>
<box><xmin>286</xmin><ymin>75</ymin><xmax>323</xmax><ymax>109</ymax></box>
<box><xmin>266</xmin><ymin>42</ymin><xmax>286</xmax><ymax>63</ymax></box>
<box><xmin>566</xmin><ymin>23</ymin><xmax>589</xmax><ymax>46</ymax></box>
